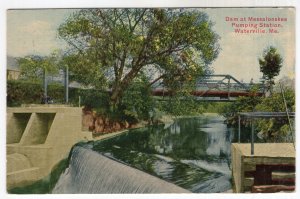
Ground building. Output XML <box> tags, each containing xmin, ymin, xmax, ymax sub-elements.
<box><xmin>7</xmin><ymin>56</ymin><xmax>20</xmax><ymax>80</ymax></box>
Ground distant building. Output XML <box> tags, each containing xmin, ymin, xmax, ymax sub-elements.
<box><xmin>7</xmin><ymin>56</ymin><xmax>20</xmax><ymax>80</ymax></box>
<box><xmin>7</xmin><ymin>69</ymin><xmax>20</xmax><ymax>80</ymax></box>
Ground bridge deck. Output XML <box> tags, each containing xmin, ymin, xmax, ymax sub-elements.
<box><xmin>152</xmin><ymin>89</ymin><xmax>264</xmax><ymax>98</ymax></box>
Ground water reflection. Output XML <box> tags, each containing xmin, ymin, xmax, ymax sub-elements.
<box><xmin>92</xmin><ymin>114</ymin><xmax>234</xmax><ymax>192</ymax></box>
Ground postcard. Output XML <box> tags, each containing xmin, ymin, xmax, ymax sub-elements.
<box><xmin>2</xmin><ymin>0</ymin><xmax>297</xmax><ymax>197</ymax></box>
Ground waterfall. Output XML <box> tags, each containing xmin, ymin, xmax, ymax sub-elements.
<box><xmin>52</xmin><ymin>146</ymin><xmax>190</xmax><ymax>193</ymax></box>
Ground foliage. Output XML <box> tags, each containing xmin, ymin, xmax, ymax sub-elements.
<box><xmin>258</xmin><ymin>46</ymin><xmax>283</xmax><ymax>92</ymax></box>
<box><xmin>78</xmin><ymin>90</ymin><xmax>110</xmax><ymax>114</ymax></box>
<box><xmin>47</xmin><ymin>83</ymin><xmax>65</xmax><ymax>103</ymax></box>
<box><xmin>219</xmin><ymin>85</ymin><xmax>295</xmax><ymax>142</ymax></box>
<box><xmin>7</xmin><ymin>80</ymin><xmax>43</xmax><ymax>106</ymax></box>
<box><xmin>6</xmin><ymin>80</ymin><xmax>106</xmax><ymax>107</ymax></box>
<box><xmin>18</xmin><ymin>53</ymin><xmax>60</xmax><ymax>82</ymax></box>
<box><xmin>158</xmin><ymin>93</ymin><xmax>204</xmax><ymax>116</ymax></box>
<box><xmin>255</xmin><ymin>89</ymin><xmax>295</xmax><ymax>112</ymax></box>
<box><xmin>120</xmin><ymin>76</ymin><xmax>154</xmax><ymax>122</ymax></box>
<box><xmin>218</xmin><ymin>86</ymin><xmax>263</xmax><ymax>125</ymax></box>
<box><xmin>200</xmin><ymin>102</ymin><xmax>229</xmax><ymax>113</ymax></box>
<box><xmin>58</xmin><ymin>8</ymin><xmax>220</xmax><ymax>105</ymax></box>
<box><xmin>255</xmin><ymin>88</ymin><xmax>295</xmax><ymax>142</ymax></box>
<box><xmin>7</xmin><ymin>79</ymin><xmax>155</xmax><ymax>123</ymax></box>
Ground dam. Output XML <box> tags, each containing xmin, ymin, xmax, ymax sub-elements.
<box><xmin>7</xmin><ymin>113</ymin><xmax>231</xmax><ymax>193</ymax></box>
<box><xmin>52</xmin><ymin>146</ymin><xmax>190</xmax><ymax>193</ymax></box>
<box><xmin>7</xmin><ymin>105</ymin><xmax>190</xmax><ymax>193</ymax></box>
<box><xmin>6</xmin><ymin>105</ymin><xmax>84</xmax><ymax>189</ymax></box>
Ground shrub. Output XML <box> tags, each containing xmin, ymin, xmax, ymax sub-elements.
<box><xmin>219</xmin><ymin>86</ymin><xmax>295</xmax><ymax>142</ymax></box>
<box><xmin>7</xmin><ymin>80</ymin><xmax>43</xmax><ymax>106</ymax></box>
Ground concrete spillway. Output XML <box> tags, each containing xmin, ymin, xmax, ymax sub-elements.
<box><xmin>6</xmin><ymin>106</ymin><xmax>83</xmax><ymax>189</ymax></box>
<box><xmin>52</xmin><ymin>146</ymin><xmax>190</xmax><ymax>193</ymax></box>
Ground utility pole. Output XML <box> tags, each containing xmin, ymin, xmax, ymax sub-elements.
<box><xmin>65</xmin><ymin>65</ymin><xmax>69</xmax><ymax>103</ymax></box>
<box><xmin>43</xmin><ymin>69</ymin><xmax>48</xmax><ymax>103</ymax></box>
<box><xmin>279</xmin><ymin>82</ymin><xmax>295</xmax><ymax>148</ymax></box>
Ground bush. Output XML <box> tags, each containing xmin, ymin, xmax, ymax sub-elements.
<box><xmin>7</xmin><ymin>79</ymin><xmax>154</xmax><ymax>124</ymax></box>
<box><xmin>6</xmin><ymin>80</ymin><xmax>108</xmax><ymax>108</ymax></box>
<box><xmin>78</xmin><ymin>89</ymin><xmax>110</xmax><ymax>114</ymax></box>
<box><xmin>255</xmin><ymin>89</ymin><xmax>295</xmax><ymax>142</ymax></box>
<box><xmin>218</xmin><ymin>87</ymin><xmax>262</xmax><ymax>125</ymax></box>
<box><xmin>219</xmin><ymin>86</ymin><xmax>295</xmax><ymax>142</ymax></box>
<box><xmin>118</xmin><ymin>78</ymin><xmax>155</xmax><ymax>123</ymax></box>
<box><xmin>7</xmin><ymin>80</ymin><xmax>44</xmax><ymax>106</ymax></box>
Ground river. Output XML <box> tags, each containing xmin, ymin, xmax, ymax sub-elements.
<box><xmin>12</xmin><ymin>113</ymin><xmax>249</xmax><ymax>193</ymax></box>
<box><xmin>56</xmin><ymin>113</ymin><xmax>239</xmax><ymax>193</ymax></box>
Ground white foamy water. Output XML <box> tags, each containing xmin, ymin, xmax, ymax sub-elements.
<box><xmin>52</xmin><ymin>146</ymin><xmax>190</xmax><ymax>193</ymax></box>
<box><xmin>181</xmin><ymin>159</ymin><xmax>231</xmax><ymax>176</ymax></box>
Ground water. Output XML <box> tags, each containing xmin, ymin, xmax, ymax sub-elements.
<box><xmin>8</xmin><ymin>113</ymin><xmax>261</xmax><ymax>194</ymax></box>
<box><xmin>88</xmin><ymin>114</ymin><xmax>236</xmax><ymax>193</ymax></box>
<box><xmin>52</xmin><ymin>146</ymin><xmax>190</xmax><ymax>193</ymax></box>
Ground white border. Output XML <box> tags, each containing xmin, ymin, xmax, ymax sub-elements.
<box><xmin>0</xmin><ymin>1</ymin><xmax>299</xmax><ymax>199</ymax></box>
<box><xmin>0</xmin><ymin>0</ymin><xmax>298</xmax><ymax>8</ymax></box>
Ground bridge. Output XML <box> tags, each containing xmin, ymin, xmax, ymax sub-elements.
<box><xmin>152</xmin><ymin>74</ymin><xmax>265</xmax><ymax>101</ymax></box>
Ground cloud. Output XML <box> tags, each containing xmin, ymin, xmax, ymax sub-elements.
<box><xmin>205</xmin><ymin>7</ymin><xmax>295</xmax><ymax>83</ymax></box>
<box><xmin>212</xmin><ymin>33</ymin><xmax>263</xmax><ymax>82</ymax></box>
<box><xmin>7</xmin><ymin>8</ymin><xmax>295</xmax><ymax>83</ymax></box>
<box><xmin>21</xmin><ymin>20</ymin><xmax>53</xmax><ymax>36</ymax></box>
<box><xmin>7</xmin><ymin>10</ymin><xmax>71</xmax><ymax>57</ymax></box>
<box><xmin>211</xmin><ymin>26</ymin><xmax>295</xmax><ymax>83</ymax></box>
<box><xmin>7</xmin><ymin>20</ymin><xmax>61</xmax><ymax>57</ymax></box>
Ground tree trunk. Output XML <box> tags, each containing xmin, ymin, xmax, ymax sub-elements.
<box><xmin>110</xmin><ymin>68</ymin><xmax>140</xmax><ymax>106</ymax></box>
<box><xmin>110</xmin><ymin>85</ymin><xmax>123</xmax><ymax>106</ymax></box>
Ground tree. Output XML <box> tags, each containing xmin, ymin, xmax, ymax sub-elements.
<box><xmin>18</xmin><ymin>53</ymin><xmax>59</xmax><ymax>82</ymax></box>
<box><xmin>255</xmin><ymin>87</ymin><xmax>295</xmax><ymax>142</ymax></box>
<box><xmin>58</xmin><ymin>8</ymin><xmax>220</xmax><ymax>107</ymax></box>
<box><xmin>259</xmin><ymin>46</ymin><xmax>283</xmax><ymax>93</ymax></box>
<box><xmin>218</xmin><ymin>86</ymin><xmax>263</xmax><ymax>125</ymax></box>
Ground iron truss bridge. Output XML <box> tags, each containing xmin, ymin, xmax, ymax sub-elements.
<box><xmin>151</xmin><ymin>74</ymin><xmax>265</xmax><ymax>102</ymax></box>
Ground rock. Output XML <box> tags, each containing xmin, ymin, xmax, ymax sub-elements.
<box><xmin>97</xmin><ymin>117</ymin><xmax>104</xmax><ymax>125</ymax></box>
<box><xmin>82</xmin><ymin>111</ymin><xmax>141</xmax><ymax>134</ymax></box>
<box><xmin>94</xmin><ymin>124</ymin><xmax>104</xmax><ymax>133</ymax></box>
<box><xmin>105</xmin><ymin>118</ymin><xmax>110</xmax><ymax>125</ymax></box>
<box><xmin>113</xmin><ymin>122</ymin><xmax>121</xmax><ymax>131</ymax></box>
<box><xmin>130</xmin><ymin>124</ymin><xmax>138</xmax><ymax>129</ymax></box>
<box><xmin>88</xmin><ymin>124</ymin><xmax>95</xmax><ymax>131</ymax></box>
<box><xmin>124</xmin><ymin>121</ymin><xmax>129</xmax><ymax>128</ymax></box>
<box><xmin>82</xmin><ymin>113</ymin><xmax>95</xmax><ymax>130</ymax></box>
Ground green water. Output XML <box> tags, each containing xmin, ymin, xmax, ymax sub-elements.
<box><xmin>10</xmin><ymin>114</ymin><xmax>256</xmax><ymax>193</ymax></box>
<box><xmin>92</xmin><ymin>114</ymin><xmax>239</xmax><ymax>193</ymax></box>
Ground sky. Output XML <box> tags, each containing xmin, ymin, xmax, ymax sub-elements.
<box><xmin>7</xmin><ymin>8</ymin><xmax>295</xmax><ymax>83</ymax></box>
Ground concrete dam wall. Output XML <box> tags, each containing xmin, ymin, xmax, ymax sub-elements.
<box><xmin>52</xmin><ymin>146</ymin><xmax>190</xmax><ymax>193</ymax></box>
<box><xmin>6</xmin><ymin>106</ymin><xmax>83</xmax><ymax>189</ymax></box>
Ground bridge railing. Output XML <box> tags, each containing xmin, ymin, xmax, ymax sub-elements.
<box><xmin>150</xmin><ymin>74</ymin><xmax>266</xmax><ymax>100</ymax></box>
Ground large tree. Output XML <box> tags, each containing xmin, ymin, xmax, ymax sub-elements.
<box><xmin>259</xmin><ymin>46</ymin><xmax>283</xmax><ymax>93</ymax></box>
<box><xmin>58</xmin><ymin>8</ymin><xmax>220</xmax><ymax>106</ymax></box>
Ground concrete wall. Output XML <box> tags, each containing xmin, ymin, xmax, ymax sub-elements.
<box><xmin>7</xmin><ymin>113</ymin><xmax>31</xmax><ymax>144</ymax></box>
<box><xmin>7</xmin><ymin>106</ymin><xmax>84</xmax><ymax>189</ymax></box>
<box><xmin>231</xmin><ymin>143</ymin><xmax>295</xmax><ymax>193</ymax></box>
<box><xmin>231</xmin><ymin>144</ymin><xmax>244</xmax><ymax>192</ymax></box>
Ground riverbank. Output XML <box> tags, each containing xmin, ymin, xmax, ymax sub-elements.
<box><xmin>81</xmin><ymin>115</ymin><xmax>175</xmax><ymax>142</ymax></box>
<box><xmin>81</xmin><ymin>113</ymin><xmax>225</xmax><ymax>142</ymax></box>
